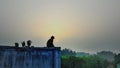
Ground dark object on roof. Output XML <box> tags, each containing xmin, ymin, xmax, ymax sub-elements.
<box><xmin>21</xmin><ymin>41</ymin><xmax>26</xmax><ymax>47</ymax></box>
<box><xmin>47</xmin><ymin>36</ymin><xmax>55</xmax><ymax>47</ymax></box>
<box><xmin>15</xmin><ymin>42</ymin><xmax>19</xmax><ymax>47</ymax></box>
<box><xmin>27</xmin><ymin>40</ymin><xmax>32</xmax><ymax>47</ymax></box>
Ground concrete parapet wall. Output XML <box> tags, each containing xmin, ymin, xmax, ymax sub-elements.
<box><xmin>0</xmin><ymin>46</ymin><xmax>61</xmax><ymax>68</ymax></box>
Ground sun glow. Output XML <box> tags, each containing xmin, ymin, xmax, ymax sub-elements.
<box><xmin>28</xmin><ymin>8</ymin><xmax>79</xmax><ymax>42</ymax></box>
<box><xmin>30</xmin><ymin>20</ymin><xmax>76</xmax><ymax>42</ymax></box>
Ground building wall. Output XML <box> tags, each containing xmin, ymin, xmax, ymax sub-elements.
<box><xmin>0</xmin><ymin>46</ymin><xmax>61</xmax><ymax>68</ymax></box>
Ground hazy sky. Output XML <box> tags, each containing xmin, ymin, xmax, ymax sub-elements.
<box><xmin>0</xmin><ymin>0</ymin><xmax>120</xmax><ymax>53</ymax></box>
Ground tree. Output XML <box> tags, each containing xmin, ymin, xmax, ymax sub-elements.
<box><xmin>97</xmin><ymin>51</ymin><xmax>116</xmax><ymax>62</ymax></box>
<box><xmin>114</xmin><ymin>53</ymin><xmax>120</xmax><ymax>68</ymax></box>
<box><xmin>61</xmin><ymin>48</ymin><xmax>76</xmax><ymax>56</ymax></box>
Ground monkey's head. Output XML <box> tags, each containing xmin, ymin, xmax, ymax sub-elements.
<box><xmin>51</xmin><ymin>36</ymin><xmax>55</xmax><ymax>39</ymax></box>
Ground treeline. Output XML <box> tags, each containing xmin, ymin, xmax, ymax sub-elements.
<box><xmin>61</xmin><ymin>48</ymin><xmax>120</xmax><ymax>68</ymax></box>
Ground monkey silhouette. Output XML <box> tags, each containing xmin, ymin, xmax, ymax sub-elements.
<box><xmin>15</xmin><ymin>42</ymin><xmax>19</xmax><ymax>47</ymax></box>
<box><xmin>47</xmin><ymin>36</ymin><xmax>55</xmax><ymax>47</ymax></box>
<box><xmin>21</xmin><ymin>41</ymin><xmax>26</xmax><ymax>47</ymax></box>
<box><xmin>27</xmin><ymin>40</ymin><xmax>32</xmax><ymax>47</ymax></box>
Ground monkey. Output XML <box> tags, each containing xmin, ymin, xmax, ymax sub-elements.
<box><xmin>47</xmin><ymin>36</ymin><xmax>55</xmax><ymax>47</ymax></box>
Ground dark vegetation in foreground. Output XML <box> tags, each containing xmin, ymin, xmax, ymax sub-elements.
<box><xmin>61</xmin><ymin>48</ymin><xmax>120</xmax><ymax>68</ymax></box>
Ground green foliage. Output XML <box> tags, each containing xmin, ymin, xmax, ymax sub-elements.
<box><xmin>61</xmin><ymin>48</ymin><xmax>76</xmax><ymax>56</ymax></box>
<box><xmin>97</xmin><ymin>51</ymin><xmax>116</xmax><ymax>62</ymax></box>
<box><xmin>114</xmin><ymin>53</ymin><xmax>120</xmax><ymax>68</ymax></box>
<box><xmin>61</xmin><ymin>55</ymin><xmax>110</xmax><ymax>68</ymax></box>
<box><xmin>61</xmin><ymin>48</ymin><xmax>115</xmax><ymax>68</ymax></box>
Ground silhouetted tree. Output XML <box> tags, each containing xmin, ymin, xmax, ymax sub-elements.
<box><xmin>61</xmin><ymin>48</ymin><xmax>76</xmax><ymax>56</ymax></box>
<box><xmin>61</xmin><ymin>53</ymin><xmax>111</xmax><ymax>68</ymax></box>
<box><xmin>114</xmin><ymin>53</ymin><xmax>120</xmax><ymax>68</ymax></box>
<box><xmin>21</xmin><ymin>41</ymin><xmax>25</xmax><ymax>47</ymax></box>
<box><xmin>27</xmin><ymin>40</ymin><xmax>32</xmax><ymax>47</ymax></box>
<box><xmin>47</xmin><ymin>36</ymin><xmax>55</xmax><ymax>47</ymax></box>
<box><xmin>61</xmin><ymin>56</ymin><xmax>85</xmax><ymax>68</ymax></box>
<box><xmin>96</xmin><ymin>60</ymin><xmax>102</xmax><ymax>68</ymax></box>
<box><xmin>97</xmin><ymin>51</ymin><xmax>115</xmax><ymax>62</ymax></box>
